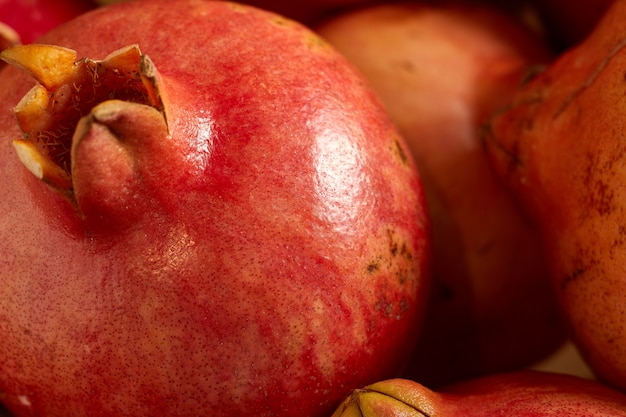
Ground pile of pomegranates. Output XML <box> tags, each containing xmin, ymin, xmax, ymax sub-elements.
<box><xmin>2</xmin><ymin>0</ymin><xmax>626</xmax><ymax>416</ymax></box>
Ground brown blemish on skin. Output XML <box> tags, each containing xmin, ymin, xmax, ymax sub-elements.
<box><xmin>269</xmin><ymin>15</ymin><xmax>298</xmax><ymax>29</ymax></box>
<box><xmin>366</xmin><ymin>228</ymin><xmax>419</xmax><ymax>322</ymax></box>
<box><xmin>367</xmin><ymin>259</ymin><xmax>381</xmax><ymax>274</ymax></box>
<box><xmin>560</xmin><ymin>243</ymin><xmax>600</xmax><ymax>291</ymax></box>
<box><xmin>391</xmin><ymin>137</ymin><xmax>409</xmax><ymax>167</ymax></box>
<box><xmin>561</xmin><ymin>268</ymin><xmax>586</xmax><ymax>291</ymax></box>
<box><xmin>396</xmin><ymin>58</ymin><xmax>416</xmax><ymax>74</ymax></box>
<box><xmin>382</xmin><ymin>228</ymin><xmax>417</xmax><ymax>286</ymax></box>
<box><xmin>578</xmin><ymin>145</ymin><xmax>625</xmax><ymax>220</ymax></box>
<box><xmin>303</xmin><ymin>32</ymin><xmax>332</xmax><ymax>53</ymax></box>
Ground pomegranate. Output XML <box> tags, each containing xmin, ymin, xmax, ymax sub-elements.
<box><xmin>331</xmin><ymin>371</ymin><xmax>626</xmax><ymax>416</ymax></box>
<box><xmin>485</xmin><ymin>0</ymin><xmax>626</xmax><ymax>393</ymax></box>
<box><xmin>0</xmin><ymin>1</ymin><xmax>430</xmax><ymax>416</ymax></box>
<box><xmin>0</xmin><ymin>0</ymin><xmax>95</xmax><ymax>44</ymax></box>
<box><xmin>316</xmin><ymin>1</ymin><xmax>564</xmax><ymax>387</ymax></box>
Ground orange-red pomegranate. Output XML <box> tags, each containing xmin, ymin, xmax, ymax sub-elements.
<box><xmin>0</xmin><ymin>1</ymin><xmax>431</xmax><ymax>417</ymax></box>
<box><xmin>331</xmin><ymin>371</ymin><xmax>626</xmax><ymax>416</ymax></box>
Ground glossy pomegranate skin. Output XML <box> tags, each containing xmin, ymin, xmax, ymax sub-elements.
<box><xmin>0</xmin><ymin>1</ymin><xmax>430</xmax><ymax>417</ymax></box>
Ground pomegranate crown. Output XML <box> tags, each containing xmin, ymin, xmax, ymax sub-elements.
<box><xmin>1</xmin><ymin>44</ymin><xmax>168</xmax><ymax>202</ymax></box>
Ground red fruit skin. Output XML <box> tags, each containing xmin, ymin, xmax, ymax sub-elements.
<box><xmin>0</xmin><ymin>0</ymin><xmax>95</xmax><ymax>44</ymax></box>
<box><xmin>485</xmin><ymin>0</ymin><xmax>626</xmax><ymax>394</ymax></box>
<box><xmin>440</xmin><ymin>371</ymin><xmax>626</xmax><ymax>416</ymax></box>
<box><xmin>0</xmin><ymin>1</ymin><xmax>430</xmax><ymax>417</ymax></box>
<box><xmin>333</xmin><ymin>371</ymin><xmax>626</xmax><ymax>416</ymax></box>
<box><xmin>316</xmin><ymin>1</ymin><xmax>564</xmax><ymax>388</ymax></box>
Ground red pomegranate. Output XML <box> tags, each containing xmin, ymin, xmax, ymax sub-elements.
<box><xmin>0</xmin><ymin>1</ymin><xmax>431</xmax><ymax>416</ymax></box>
<box><xmin>331</xmin><ymin>371</ymin><xmax>626</xmax><ymax>416</ymax></box>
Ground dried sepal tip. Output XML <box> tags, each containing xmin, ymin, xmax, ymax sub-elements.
<box><xmin>12</xmin><ymin>139</ymin><xmax>73</xmax><ymax>192</ymax></box>
<box><xmin>0</xmin><ymin>22</ymin><xmax>20</xmax><ymax>51</ymax></box>
<box><xmin>0</xmin><ymin>44</ymin><xmax>78</xmax><ymax>89</ymax></box>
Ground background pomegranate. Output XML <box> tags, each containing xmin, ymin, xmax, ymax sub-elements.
<box><xmin>485</xmin><ymin>0</ymin><xmax>626</xmax><ymax>394</ymax></box>
<box><xmin>331</xmin><ymin>371</ymin><xmax>626</xmax><ymax>416</ymax></box>
<box><xmin>0</xmin><ymin>1</ymin><xmax>430</xmax><ymax>416</ymax></box>
<box><xmin>0</xmin><ymin>0</ymin><xmax>95</xmax><ymax>44</ymax></box>
<box><xmin>316</xmin><ymin>0</ymin><xmax>565</xmax><ymax>387</ymax></box>
<box><xmin>527</xmin><ymin>0</ymin><xmax>614</xmax><ymax>48</ymax></box>
<box><xmin>92</xmin><ymin>0</ymin><xmax>377</xmax><ymax>25</ymax></box>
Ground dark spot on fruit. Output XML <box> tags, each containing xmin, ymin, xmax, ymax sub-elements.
<box><xmin>400</xmin><ymin>242</ymin><xmax>413</xmax><ymax>261</ymax></box>
<box><xmin>390</xmin><ymin>241</ymin><xmax>398</xmax><ymax>257</ymax></box>
<box><xmin>578</xmin><ymin>147</ymin><xmax>624</xmax><ymax>219</ymax></box>
<box><xmin>389</xmin><ymin>136</ymin><xmax>409</xmax><ymax>167</ymax></box>
<box><xmin>367</xmin><ymin>260</ymin><xmax>380</xmax><ymax>274</ymax></box>
<box><xmin>521</xmin><ymin>64</ymin><xmax>547</xmax><ymax>86</ymax></box>
<box><xmin>399</xmin><ymin>298</ymin><xmax>410</xmax><ymax>313</ymax></box>
<box><xmin>270</xmin><ymin>16</ymin><xmax>290</xmax><ymax>26</ymax></box>
<box><xmin>561</xmin><ymin>267</ymin><xmax>585</xmax><ymax>291</ymax></box>
<box><xmin>375</xmin><ymin>297</ymin><xmax>395</xmax><ymax>318</ymax></box>
<box><xmin>560</xmin><ymin>244</ymin><xmax>601</xmax><ymax>291</ymax></box>
<box><xmin>398</xmin><ymin>59</ymin><xmax>415</xmax><ymax>74</ymax></box>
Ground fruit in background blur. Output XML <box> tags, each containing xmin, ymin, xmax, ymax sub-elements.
<box><xmin>92</xmin><ymin>0</ymin><xmax>375</xmax><ymax>25</ymax></box>
<box><xmin>0</xmin><ymin>0</ymin><xmax>95</xmax><ymax>44</ymax></box>
<box><xmin>0</xmin><ymin>1</ymin><xmax>430</xmax><ymax>416</ymax></box>
<box><xmin>316</xmin><ymin>1</ymin><xmax>566</xmax><ymax>388</ymax></box>
<box><xmin>486</xmin><ymin>0</ymin><xmax>626</xmax><ymax>394</ymax></box>
<box><xmin>528</xmin><ymin>0</ymin><xmax>614</xmax><ymax>48</ymax></box>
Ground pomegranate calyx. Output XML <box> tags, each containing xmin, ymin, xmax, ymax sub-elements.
<box><xmin>12</xmin><ymin>139</ymin><xmax>73</xmax><ymax>194</ymax></box>
<box><xmin>1</xmin><ymin>43</ymin><xmax>78</xmax><ymax>89</ymax></box>
<box><xmin>71</xmin><ymin>99</ymin><xmax>169</xmax><ymax>224</ymax></box>
<box><xmin>0</xmin><ymin>43</ymin><xmax>168</xmax><ymax>204</ymax></box>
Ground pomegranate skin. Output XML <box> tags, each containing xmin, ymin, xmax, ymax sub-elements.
<box><xmin>0</xmin><ymin>1</ymin><xmax>430</xmax><ymax>417</ymax></box>
<box><xmin>332</xmin><ymin>371</ymin><xmax>626</xmax><ymax>416</ymax></box>
<box><xmin>485</xmin><ymin>0</ymin><xmax>626</xmax><ymax>394</ymax></box>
